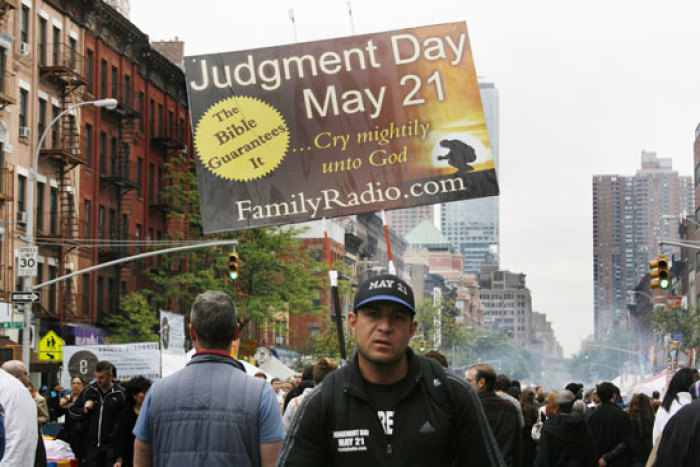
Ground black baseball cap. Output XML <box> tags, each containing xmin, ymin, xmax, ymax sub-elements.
<box><xmin>353</xmin><ymin>274</ymin><xmax>415</xmax><ymax>315</ymax></box>
<box><xmin>565</xmin><ymin>382</ymin><xmax>583</xmax><ymax>395</ymax></box>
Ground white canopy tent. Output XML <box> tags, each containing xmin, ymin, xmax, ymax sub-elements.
<box><xmin>629</xmin><ymin>371</ymin><xmax>667</xmax><ymax>396</ymax></box>
<box><xmin>259</xmin><ymin>355</ymin><xmax>295</xmax><ymax>380</ymax></box>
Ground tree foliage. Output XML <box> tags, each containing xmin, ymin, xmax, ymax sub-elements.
<box><xmin>412</xmin><ymin>298</ymin><xmax>533</xmax><ymax>379</ymax></box>
<box><xmin>144</xmin><ymin>152</ymin><xmax>324</xmax><ymax>329</ymax></box>
<box><xmin>568</xmin><ymin>328</ymin><xmax>641</xmax><ymax>382</ymax></box>
<box><xmin>103</xmin><ymin>292</ymin><xmax>159</xmax><ymax>343</ymax></box>
<box><xmin>300</xmin><ymin>317</ymin><xmax>356</xmax><ymax>361</ymax></box>
<box><xmin>646</xmin><ymin>306</ymin><xmax>700</xmax><ymax>352</ymax></box>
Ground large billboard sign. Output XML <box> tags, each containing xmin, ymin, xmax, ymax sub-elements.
<box><xmin>185</xmin><ymin>22</ymin><xmax>498</xmax><ymax>233</ymax></box>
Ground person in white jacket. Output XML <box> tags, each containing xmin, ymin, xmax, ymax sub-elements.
<box><xmin>652</xmin><ymin>367</ymin><xmax>699</xmax><ymax>443</ymax></box>
<box><xmin>0</xmin><ymin>368</ymin><xmax>37</xmax><ymax>466</ymax></box>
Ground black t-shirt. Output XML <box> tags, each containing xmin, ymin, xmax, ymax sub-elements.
<box><xmin>364</xmin><ymin>376</ymin><xmax>412</xmax><ymax>437</ymax></box>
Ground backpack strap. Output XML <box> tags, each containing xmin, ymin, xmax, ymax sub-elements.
<box><xmin>418</xmin><ymin>355</ymin><xmax>453</xmax><ymax>421</ymax></box>
<box><xmin>321</xmin><ymin>365</ymin><xmax>347</xmax><ymax>459</ymax></box>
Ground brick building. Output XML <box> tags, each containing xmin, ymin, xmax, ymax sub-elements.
<box><xmin>0</xmin><ymin>0</ymin><xmax>189</xmax><ymax>349</ymax></box>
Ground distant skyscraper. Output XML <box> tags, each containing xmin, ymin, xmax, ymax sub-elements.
<box><xmin>386</xmin><ymin>205</ymin><xmax>434</xmax><ymax>239</ymax></box>
<box><xmin>440</xmin><ymin>80</ymin><xmax>500</xmax><ymax>273</ymax></box>
<box><xmin>593</xmin><ymin>151</ymin><xmax>693</xmax><ymax>337</ymax></box>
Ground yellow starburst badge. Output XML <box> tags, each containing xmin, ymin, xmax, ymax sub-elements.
<box><xmin>194</xmin><ymin>96</ymin><xmax>290</xmax><ymax>182</ymax></box>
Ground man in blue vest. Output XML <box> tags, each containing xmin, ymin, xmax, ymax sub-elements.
<box><xmin>133</xmin><ymin>290</ymin><xmax>284</xmax><ymax>467</ymax></box>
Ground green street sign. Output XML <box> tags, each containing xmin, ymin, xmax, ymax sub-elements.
<box><xmin>1</xmin><ymin>322</ymin><xmax>22</xmax><ymax>329</ymax></box>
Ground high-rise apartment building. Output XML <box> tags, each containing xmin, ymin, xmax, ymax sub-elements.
<box><xmin>385</xmin><ymin>204</ymin><xmax>433</xmax><ymax>239</ymax></box>
<box><xmin>478</xmin><ymin>267</ymin><xmax>532</xmax><ymax>346</ymax></box>
<box><xmin>593</xmin><ymin>151</ymin><xmax>693</xmax><ymax>337</ymax></box>
<box><xmin>440</xmin><ymin>81</ymin><xmax>500</xmax><ymax>273</ymax></box>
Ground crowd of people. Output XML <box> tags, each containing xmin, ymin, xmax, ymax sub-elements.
<box><xmin>0</xmin><ymin>276</ymin><xmax>698</xmax><ymax>466</ymax></box>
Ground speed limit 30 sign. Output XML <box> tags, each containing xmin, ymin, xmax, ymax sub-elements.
<box><xmin>17</xmin><ymin>246</ymin><xmax>38</xmax><ymax>277</ymax></box>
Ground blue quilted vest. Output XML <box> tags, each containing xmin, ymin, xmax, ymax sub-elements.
<box><xmin>148</xmin><ymin>352</ymin><xmax>264</xmax><ymax>466</ymax></box>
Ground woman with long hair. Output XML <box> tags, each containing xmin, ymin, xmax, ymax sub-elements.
<box><xmin>627</xmin><ymin>393</ymin><xmax>654</xmax><ymax>466</ymax></box>
<box><xmin>652</xmin><ymin>367</ymin><xmax>699</xmax><ymax>443</ymax></box>
<box><xmin>520</xmin><ymin>388</ymin><xmax>539</xmax><ymax>467</ymax></box>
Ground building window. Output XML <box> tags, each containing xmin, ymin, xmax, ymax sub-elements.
<box><xmin>157</xmin><ymin>166</ymin><xmax>164</xmax><ymax>203</ymax></box>
<box><xmin>84</xmin><ymin>123</ymin><xmax>93</xmax><ymax>167</ymax></box>
<box><xmin>137</xmin><ymin>157</ymin><xmax>143</xmax><ymax>197</ymax></box>
<box><xmin>124</xmin><ymin>75</ymin><xmax>131</xmax><ymax>107</ymax></box>
<box><xmin>168</xmin><ymin>110</ymin><xmax>174</xmax><ymax>138</ymax></box>
<box><xmin>19</xmin><ymin>89</ymin><xmax>28</xmax><ymax>129</ymax></box>
<box><xmin>83</xmin><ymin>200</ymin><xmax>91</xmax><ymax>238</ymax></box>
<box><xmin>157</xmin><ymin>104</ymin><xmax>163</xmax><ymax>137</ymax></box>
<box><xmin>51</xmin><ymin>104</ymin><xmax>59</xmax><ymax>146</ymax></box>
<box><xmin>99</xmin><ymin>131</ymin><xmax>107</xmax><ymax>175</ymax></box>
<box><xmin>36</xmin><ymin>182</ymin><xmax>44</xmax><ymax>232</ymax></box>
<box><xmin>109</xmin><ymin>208</ymin><xmax>116</xmax><ymax>240</ymax></box>
<box><xmin>86</xmin><ymin>49</ymin><xmax>94</xmax><ymax>94</ymax></box>
<box><xmin>98</xmin><ymin>205</ymin><xmax>105</xmax><ymax>239</ymax></box>
<box><xmin>82</xmin><ymin>275</ymin><xmax>90</xmax><ymax>316</ymax></box>
<box><xmin>111</xmin><ymin>65</ymin><xmax>118</xmax><ymax>98</ymax></box>
<box><xmin>148</xmin><ymin>163</ymin><xmax>155</xmax><ymax>202</ymax></box>
<box><xmin>50</xmin><ymin>187</ymin><xmax>58</xmax><ymax>234</ymax></box>
<box><xmin>69</xmin><ymin>37</ymin><xmax>77</xmax><ymax>69</ymax></box>
<box><xmin>100</xmin><ymin>59</ymin><xmax>108</xmax><ymax>98</ymax></box>
<box><xmin>179</xmin><ymin>116</ymin><xmax>186</xmax><ymax>144</ymax></box>
<box><xmin>17</xmin><ymin>175</ymin><xmax>26</xmax><ymax>213</ymax></box>
<box><xmin>37</xmin><ymin>98</ymin><xmax>46</xmax><ymax>146</ymax></box>
<box><xmin>149</xmin><ymin>99</ymin><xmax>155</xmax><ymax>135</ymax></box>
<box><xmin>52</xmin><ymin>26</ymin><xmax>60</xmax><ymax>66</ymax></box>
<box><xmin>0</xmin><ymin>51</ymin><xmax>5</xmax><ymax>95</ymax></box>
<box><xmin>139</xmin><ymin>92</ymin><xmax>145</xmax><ymax>132</ymax></box>
<box><xmin>38</xmin><ymin>18</ymin><xmax>47</xmax><ymax>66</ymax></box>
<box><xmin>122</xmin><ymin>213</ymin><xmax>128</xmax><ymax>240</ymax></box>
<box><xmin>48</xmin><ymin>265</ymin><xmax>57</xmax><ymax>314</ymax></box>
<box><xmin>110</xmin><ymin>136</ymin><xmax>117</xmax><ymax>176</ymax></box>
<box><xmin>20</xmin><ymin>6</ymin><xmax>29</xmax><ymax>44</ymax></box>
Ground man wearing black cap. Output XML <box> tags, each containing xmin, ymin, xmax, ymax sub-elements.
<box><xmin>278</xmin><ymin>274</ymin><xmax>505</xmax><ymax>466</ymax></box>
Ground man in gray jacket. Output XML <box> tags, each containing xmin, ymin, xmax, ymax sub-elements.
<box><xmin>133</xmin><ymin>290</ymin><xmax>284</xmax><ymax>467</ymax></box>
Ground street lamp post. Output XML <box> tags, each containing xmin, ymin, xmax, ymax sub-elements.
<box><xmin>22</xmin><ymin>98</ymin><xmax>117</xmax><ymax>368</ymax></box>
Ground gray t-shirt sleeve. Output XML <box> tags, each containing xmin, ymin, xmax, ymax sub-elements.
<box><xmin>132</xmin><ymin>389</ymin><xmax>152</xmax><ymax>442</ymax></box>
<box><xmin>258</xmin><ymin>382</ymin><xmax>285</xmax><ymax>443</ymax></box>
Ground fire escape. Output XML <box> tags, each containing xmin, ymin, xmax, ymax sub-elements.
<box><xmin>0</xmin><ymin>1</ymin><xmax>17</xmax><ymax>300</ymax></box>
<box><xmin>0</xmin><ymin>0</ymin><xmax>16</xmax><ymax>110</ymax></box>
<box><xmin>150</xmin><ymin>108</ymin><xmax>186</xmax><ymax>277</ymax></box>
<box><xmin>38</xmin><ymin>40</ymin><xmax>87</xmax><ymax>323</ymax></box>
<box><xmin>98</xmin><ymin>83</ymin><xmax>140</xmax><ymax>308</ymax></box>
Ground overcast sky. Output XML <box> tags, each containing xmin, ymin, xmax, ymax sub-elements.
<box><xmin>129</xmin><ymin>0</ymin><xmax>700</xmax><ymax>356</ymax></box>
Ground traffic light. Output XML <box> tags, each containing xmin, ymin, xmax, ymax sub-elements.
<box><xmin>658</xmin><ymin>255</ymin><xmax>670</xmax><ymax>290</ymax></box>
<box><xmin>227</xmin><ymin>252</ymin><xmax>240</xmax><ymax>280</ymax></box>
<box><xmin>419</xmin><ymin>339</ymin><xmax>426</xmax><ymax>353</ymax></box>
<box><xmin>649</xmin><ymin>254</ymin><xmax>669</xmax><ymax>289</ymax></box>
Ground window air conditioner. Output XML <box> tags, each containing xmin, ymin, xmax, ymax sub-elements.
<box><xmin>19</xmin><ymin>127</ymin><xmax>31</xmax><ymax>139</ymax></box>
<box><xmin>20</xmin><ymin>42</ymin><xmax>30</xmax><ymax>56</ymax></box>
<box><xmin>17</xmin><ymin>211</ymin><xmax>27</xmax><ymax>225</ymax></box>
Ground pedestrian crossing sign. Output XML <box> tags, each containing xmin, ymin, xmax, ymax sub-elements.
<box><xmin>38</xmin><ymin>330</ymin><xmax>64</xmax><ymax>362</ymax></box>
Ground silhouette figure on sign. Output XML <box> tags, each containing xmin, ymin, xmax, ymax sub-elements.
<box><xmin>48</xmin><ymin>336</ymin><xmax>56</xmax><ymax>349</ymax></box>
<box><xmin>437</xmin><ymin>139</ymin><xmax>477</xmax><ymax>173</ymax></box>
